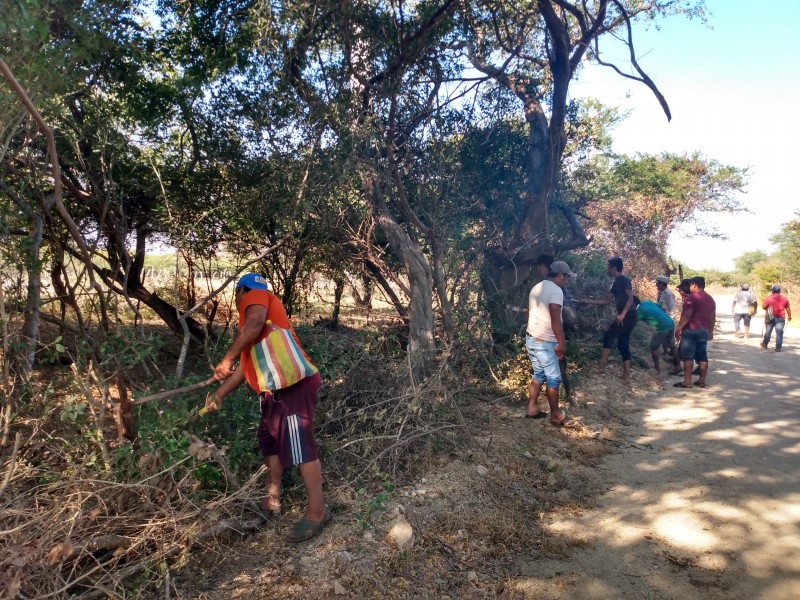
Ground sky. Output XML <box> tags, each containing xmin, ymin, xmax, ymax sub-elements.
<box><xmin>570</xmin><ymin>0</ymin><xmax>800</xmax><ymax>272</ymax></box>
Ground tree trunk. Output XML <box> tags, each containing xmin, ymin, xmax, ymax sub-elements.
<box><xmin>363</xmin><ymin>171</ymin><xmax>435</xmax><ymax>380</ymax></box>
<box><xmin>363</xmin><ymin>259</ymin><xmax>408</xmax><ymax>320</ymax></box>
<box><xmin>19</xmin><ymin>194</ymin><xmax>54</xmax><ymax>371</ymax></box>
<box><xmin>330</xmin><ymin>276</ymin><xmax>344</xmax><ymax>328</ymax></box>
<box><xmin>481</xmin><ymin>251</ymin><xmax>540</xmax><ymax>344</ymax></box>
<box><xmin>430</xmin><ymin>231</ymin><xmax>455</xmax><ymax>344</ymax></box>
<box><xmin>359</xmin><ymin>271</ymin><xmax>373</xmax><ymax>308</ymax></box>
<box><xmin>115</xmin><ymin>371</ymin><xmax>136</xmax><ymax>442</ymax></box>
<box><xmin>19</xmin><ymin>211</ymin><xmax>44</xmax><ymax>372</ymax></box>
<box><xmin>125</xmin><ymin>281</ymin><xmax>208</xmax><ymax>341</ymax></box>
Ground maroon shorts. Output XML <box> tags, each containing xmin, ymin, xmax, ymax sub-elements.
<box><xmin>257</xmin><ymin>372</ymin><xmax>321</xmax><ymax>467</ymax></box>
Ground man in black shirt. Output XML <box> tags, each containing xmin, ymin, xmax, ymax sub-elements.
<box><xmin>582</xmin><ymin>257</ymin><xmax>638</xmax><ymax>386</ymax></box>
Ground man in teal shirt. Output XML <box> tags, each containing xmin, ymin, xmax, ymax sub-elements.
<box><xmin>637</xmin><ymin>300</ymin><xmax>679</xmax><ymax>374</ymax></box>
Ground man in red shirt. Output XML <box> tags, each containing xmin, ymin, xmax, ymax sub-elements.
<box><xmin>761</xmin><ymin>285</ymin><xmax>792</xmax><ymax>352</ymax></box>
<box><xmin>674</xmin><ymin>276</ymin><xmax>716</xmax><ymax>389</ymax></box>
<box><xmin>209</xmin><ymin>273</ymin><xmax>330</xmax><ymax>543</ymax></box>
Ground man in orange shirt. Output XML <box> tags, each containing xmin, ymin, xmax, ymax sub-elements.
<box><xmin>209</xmin><ymin>273</ymin><xmax>330</xmax><ymax>543</ymax></box>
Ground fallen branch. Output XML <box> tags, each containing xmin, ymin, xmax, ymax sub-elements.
<box><xmin>80</xmin><ymin>515</ymin><xmax>268</xmax><ymax>600</ymax></box>
<box><xmin>0</xmin><ymin>431</ymin><xmax>22</xmax><ymax>496</ymax></box>
<box><xmin>132</xmin><ymin>377</ymin><xmax>215</xmax><ymax>405</ymax></box>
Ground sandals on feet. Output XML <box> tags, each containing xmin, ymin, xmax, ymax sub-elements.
<box><xmin>550</xmin><ymin>416</ymin><xmax>580</xmax><ymax>429</ymax></box>
<box><xmin>673</xmin><ymin>382</ymin><xmax>692</xmax><ymax>388</ymax></box>
<box><xmin>286</xmin><ymin>507</ymin><xmax>333</xmax><ymax>544</ymax></box>
<box><xmin>694</xmin><ymin>381</ymin><xmax>706</xmax><ymax>388</ymax></box>
<box><xmin>525</xmin><ymin>411</ymin><xmax>548</xmax><ymax>419</ymax></box>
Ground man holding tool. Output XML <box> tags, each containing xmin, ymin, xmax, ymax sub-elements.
<box><xmin>209</xmin><ymin>273</ymin><xmax>330</xmax><ymax>543</ymax></box>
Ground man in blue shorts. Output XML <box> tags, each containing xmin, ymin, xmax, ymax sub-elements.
<box><xmin>525</xmin><ymin>261</ymin><xmax>578</xmax><ymax>428</ymax></box>
<box><xmin>674</xmin><ymin>276</ymin><xmax>716</xmax><ymax>388</ymax></box>
<box><xmin>535</xmin><ymin>254</ymin><xmax>577</xmax><ymax>404</ymax></box>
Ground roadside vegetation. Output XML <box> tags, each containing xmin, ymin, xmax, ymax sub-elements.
<box><xmin>2</xmin><ymin>0</ymin><xmax>798</xmax><ymax>597</ymax></box>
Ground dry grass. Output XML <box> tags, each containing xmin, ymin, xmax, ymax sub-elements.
<box><xmin>0</xmin><ymin>430</ymin><xmax>273</xmax><ymax>599</ymax></box>
<box><xmin>0</xmin><ymin>302</ymin><xmax>667</xmax><ymax>599</ymax></box>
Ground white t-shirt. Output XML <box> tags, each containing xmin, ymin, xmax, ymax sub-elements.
<box><xmin>733</xmin><ymin>290</ymin><xmax>756</xmax><ymax>314</ymax></box>
<box><xmin>658</xmin><ymin>287</ymin><xmax>677</xmax><ymax>318</ymax></box>
<box><xmin>527</xmin><ymin>280</ymin><xmax>564</xmax><ymax>342</ymax></box>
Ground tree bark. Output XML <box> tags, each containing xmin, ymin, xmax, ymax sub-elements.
<box><xmin>330</xmin><ymin>276</ymin><xmax>344</xmax><ymax>328</ymax></box>
<box><xmin>363</xmin><ymin>170</ymin><xmax>434</xmax><ymax>380</ymax></box>
<box><xmin>430</xmin><ymin>231</ymin><xmax>455</xmax><ymax>344</ymax></box>
<box><xmin>19</xmin><ymin>202</ymin><xmax>46</xmax><ymax>372</ymax></box>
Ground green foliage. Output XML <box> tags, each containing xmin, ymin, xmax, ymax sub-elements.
<box><xmin>585</xmin><ymin>152</ymin><xmax>747</xmax><ymax>275</ymax></box>
<box><xmin>734</xmin><ymin>250</ymin><xmax>768</xmax><ymax>277</ymax></box>
<box><xmin>702</xmin><ymin>269</ymin><xmax>736</xmax><ymax>287</ymax></box>
<box><xmin>38</xmin><ymin>335</ymin><xmax>67</xmax><ymax>364</ymax></box>
<box><xmin>355</xmin><ymin>481</ymin><xmax>395</xmax><ymax>530</ymax></box>
<box><xmin>131</xmin><ymin>376</ymin><xmax>261</xmax><ymax>489</ymax></box>
<box><xmin>752</xmin><ymin>258</ymin><xmax>785</xmax><ymax>294</ymax></box>
<box><xmin>770</xmin><ymin>213</ymin><xmax>800</xmax><ymax>288</ymax></box>
<box><xmin>60</xmin><ymin>396</ymin><xmax>88</xmax><ymax>422</ymax></box>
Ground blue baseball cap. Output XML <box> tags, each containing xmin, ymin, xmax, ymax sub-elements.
<box><xmin>236</xmin><ymin>273</ymin><xmax>270</xmax><ymax>291</ymax></box>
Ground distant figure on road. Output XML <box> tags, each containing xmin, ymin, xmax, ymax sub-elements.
<box><xmin>636</xmin><ymin>300</ymin><xmax>680</xmax><ymax>374</ymax></box>
<box><xmin>761</xmin><ymin>285</ymin><xmax>792</xmax><ymax>352</ymax></box>
<box><xmin>582</xmin><ymin>257</ymin><xmax>638</xmax><ymax>386</ymax></box>
<box><xmin>674</xmin><ymin>276</ymin><xmax>716</xmax><ymax>389</ymax></box>
<box><xmin>655</xmin><ymin>275</ymin><xmax>677</xmax><ymax>319</ymax></box>
<box><xmin>732</xmin><ymin>284</ymin><xmax>757</xmax><ymax>339</ymax></box>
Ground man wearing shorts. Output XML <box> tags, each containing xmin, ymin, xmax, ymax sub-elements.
<box><xmin>525</xmin><ymin>261</ymin><xmax>578</xmax><ymax>428</ymax></box>
<box><xmin>535</xmin><ymin>254</ymin><xmax>577</xmax><ymax>404</ymax></box>
<box><xmin>731</xmin><ymin>284</ymin><xmax>757</xmax><ymax>338</ymax></box>
<box><xmin>636</xmin><ymin>299</ymin><xmax>679</xmax><ymax>374</ymax></box>
<box><xmin>210</xmin><ymin>273</ymin><xmax>330</xmax><ymax>543</ymax></box>
<box><xmin>674</xmin><ymin>276</ymin><xmax>716</xmax><ymax>388</ymax></box>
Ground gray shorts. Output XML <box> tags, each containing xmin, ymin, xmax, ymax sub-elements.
<box><xmin>649</xmin><ymin>329</ymin><xmax>675</xmax><ymax>352</ymax></box>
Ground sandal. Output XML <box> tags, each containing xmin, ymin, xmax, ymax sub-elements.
<box><xmin>286</xmin><ymin>507</ymin><xmax>333</xmax><ymax>543</ymax></box>
<box><xmin>525</xmin><ymin>411</ymin><xmax>548</xmax><ymax>419</ymax></box>
<box><xmin>694</xmin><ymin>381</ymin><xmax>706</xmax><ymax>388</ymax></box>
<box><xmin>550</xmin><ymin>416</ymin><xmax>580</xmax><ymax>429</ymax></box>
<box><xmin>673</xmin><ymin>382</ymin><xmax>692</xmax><ymax>388</ymax></box>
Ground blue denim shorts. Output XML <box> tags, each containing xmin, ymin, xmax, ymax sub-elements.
<box><xmin>679</xmin><ymin>328</ymin><xmax>708</xmax><ymax>362</ymax></box>
<box><xmin>525</xmin><ymin>336</ymin><xmax>561</xmax><ymax>390</ymax></box>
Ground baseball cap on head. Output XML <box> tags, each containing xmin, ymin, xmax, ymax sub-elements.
<box><xmin>772</xmin><ymin>284</ymin><xmax>781</xmax><ymax>293</ymax></box>
<box><xmin>236</xmin><ymin>273</ymin><xmax>270</xmax><ymax>291</ymax></box>
<box><xmin>550</xmin><ymin>260</ymin><xmax>577</xmax><ymax>278</ymax></box>
<box><xmin>655</xmin><ymin>275</ymin><xmax>669</xmax><ymax>284</ymax></box>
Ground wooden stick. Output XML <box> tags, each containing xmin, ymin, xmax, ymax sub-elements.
<box><xmin>132</xmin><ymin>377</ymin><xmax>215</xmax><ymax>405</ymax></box>
<box><xmin>0</xmin><ymin>431</ymin><xmax>22</xmax><ymax>496</ymax></box>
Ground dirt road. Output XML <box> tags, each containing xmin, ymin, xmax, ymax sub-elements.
<box><xmin>516</xmin><ymin>307</ymin><xmax>800</xmax><ymax>599</ymax></box>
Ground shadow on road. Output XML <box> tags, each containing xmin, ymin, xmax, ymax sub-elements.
<box><xmin>512</xmin><ymin>309</ymin><xmax>800</xmax><ymax>600</ymax></box>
